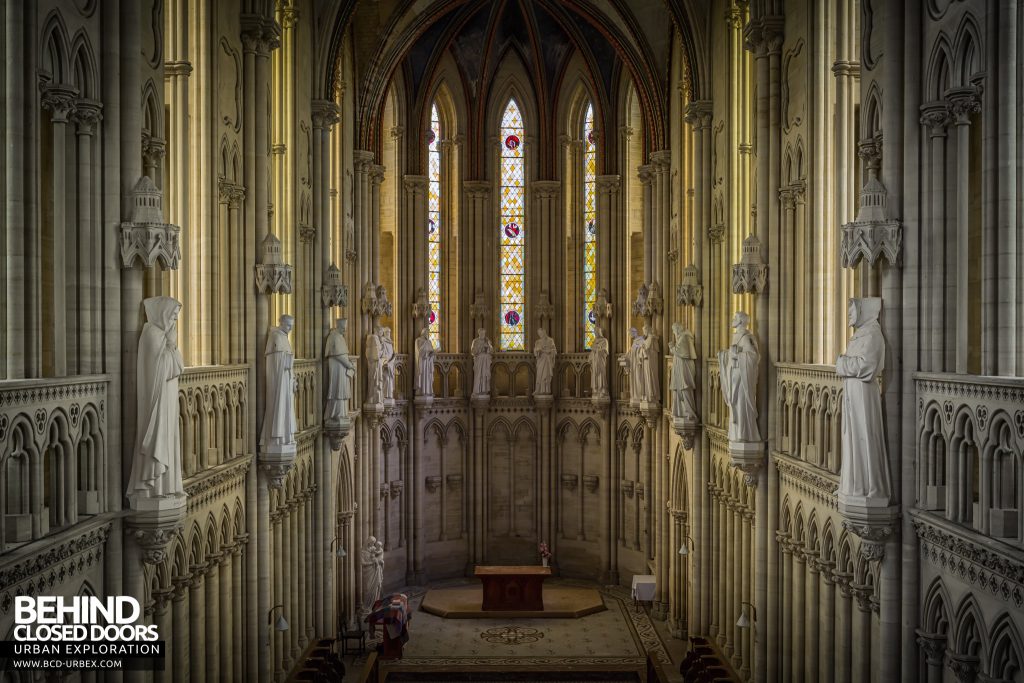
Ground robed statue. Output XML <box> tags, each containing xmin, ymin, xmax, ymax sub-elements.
<box><xmin>380</xmin><ymin>326</ymin><xmax>396</xmax><ymax>403</ymax></box>
<box><xmin>325</xmin><ymin>318</ymin><xmax>355</xmax><ymax>422</ymax></box>
<box><xmin>261</xmin><ymin>315</ymin><xmax>298</xmax><ymax>448</ymax></box>
<box><xmin>669</xmin><ymin>322</ymin><xmax>697</xmax><ymax>420</ymax></box>
<box><xmin>837</xmin><ymin>298</ymin><xmax>893</xmax><ymax>505</ymax></box>
<box><xmin>590</xmin><ymin>326</ymin><xmax>609</xmax><ymax>399</ymax></box>
<box><xmin>360</xmin><ymin>536</ymin><xmax>385</xmax><ymax>618</ymax></box>
<box><xmin>414</xmin><ymin>328</ymin><xmax>436</xmax><ymax>396</ymax></box>
<box><xmin>471</xmin><ymin>328</ymin><xmax>493</xmax><ymax>396</ymax></box>
<box><xmin>127</xmin><ymin>296</ymin><xmax>186</xmax><ymax>505</ymax></box>
<box><xmin>364</xmin><ymin>328</ymin><xmax>384</xmax><ymax>404</ymax></box>
<box><xmin>534</xmin><ymin>328</ymin><xmax>557</xmax><ymax>395</ymax></box>
<box><xmin>623</xmin><ymin>327</ymin><xmax>644</xmax><ymax>403</ymax></box>
<box><xmin>717</xmin><ymin>311</ymin><xmax>761</xmax><ymax>443</ymax></box>
<box><xmin>638</xmin><ymin>324</ymin><xmax>660</xmax><ymax>403</ymax></box>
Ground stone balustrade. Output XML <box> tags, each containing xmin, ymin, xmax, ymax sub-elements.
<box><xmin>178</xmin><ymin>365</ymin><xmax>249</xmax><ymax>477</ymax></box>
<box><xmin>775</xmin><ymin>362</ymin><xmax>843</xmax><ymax>474</ymax></box>
<box><xmin>0</xmin><ymin>375</ymin><xmax>109</xmax><ymax>549</ymax></box>
<box><xmin>555</xmin><ymin>353</ymin><xmax>592</xmax><ymax>399</ymax></box>
<box><xmin>293</xmin><ymin>359</ymin><xmax>319</xmax><ymax>432</ymax></box>
<box><xmin>432</xmin><ymin>352</ymin><xmax>467</xmax><ymax>399</ymax></box>
<box><xmin>491</xmin><ymin>352</ymin><xmax>535</xmax><ymax>398</ymax></box>
<box><xmin>916</xmin><ymin>373</ymin><xmax>1024</xmax><ymax>542</ymax></box>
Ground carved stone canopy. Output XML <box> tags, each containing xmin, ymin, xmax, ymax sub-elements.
<box><xmin>120</xmin><ymin>176</ymin><xmax>182</xmax><ymax>270</ymax></box>
<box><xmin>731</xmin><ymin>234</ymin><xmax>767</xmax><ymax>294</ymax></box>
<box><xmin>321</xmin><ymin>263</ymin><xmax>349</xmax><ymax>308</ymax></box>
<box><xmin>254</xmin><ymin>233</ymin><xmax>294</xmax><ymax>294</ymax></box>
<box><xmin>676</xmin><ymin>264</ymin><xmax>703</xmax><ymax>307</ymax></box>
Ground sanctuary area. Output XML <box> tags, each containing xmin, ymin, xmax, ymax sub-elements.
<box><xmin>1</xmin><ymin>0</ymin><xmax>1023</xmax><ymax>682</ymax></box>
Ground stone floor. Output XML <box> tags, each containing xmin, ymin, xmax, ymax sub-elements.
<box><xmin>342</xmin><ymin>578</ymin><xmax>687</xmax><ymax>682</ymax></box>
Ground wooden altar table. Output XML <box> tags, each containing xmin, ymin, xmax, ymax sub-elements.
<box><xmin>474</xmin><ymin>565</ymin><xmax>552</xmax><ymax>611</ymax></box>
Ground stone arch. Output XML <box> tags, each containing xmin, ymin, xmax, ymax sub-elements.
<box><xmin>988</xmin><ymin>614</ymin><xmax>1024</xmax><ymax>681</ymax></box>
<box><xmin>953</xmin><ymin>594</ymin><xmax>987</xmax><ymax>660</ymax></box>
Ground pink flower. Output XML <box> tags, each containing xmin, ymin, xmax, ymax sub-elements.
<box><xmin>538</xmin><ymin>542</ymin><xmax>551</xmax><ymax>559</ymax></box>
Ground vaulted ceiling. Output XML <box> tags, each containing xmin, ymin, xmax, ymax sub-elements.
<box><xmin>317</xmin><ymin>0</ymin><xmax>709</xmax><ymax>153</ymax></box>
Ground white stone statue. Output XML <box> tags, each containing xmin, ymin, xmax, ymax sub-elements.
<box><xmin>359</xmin><ymin>536</ymin><xmax>385</xmax><ymax>618</ymax></box>
<box><xmin>639</xmin><ymin>323</ymin><xmax>661</xmax><ymax>404</ymax></box>
<box><xmin>534</xmin><ymin>328</ymin><xmax>557</xmax><ymax>395</ymax></box>
<box><xmin>379</xmin><ymin>326</ymin><xmax>396</xmax><ymax>403</ymax></box>
<box><xmin>623</xmin><ymin>327</ymin><xmax>644</xmax><ymax>403</ymax></box>
<box><xmin>717</xmin><ymin>311</ymin><xmax>761</xmax><ymax>443</ymax></box>
<box><xmin>837</xmin><ymin>297</ymin><xmax>893</xmax><ymax>505</ymax></box>
<box><xmin>127</xmin><ymin>296</ymin><xmax>186</xmax><ymax>505</ymax></box>
<box><xmin>590</xmin><ymin>326</ymin><xmax>609</xmax><ymax>399</ymax></box>
<box><xmin>324</xmin><ymin>318</ymin><xmax>355</xmax><ymax>423</ymax></box>
<box><xmin>364</xmin><ymin>328</ymin><xmax>384</xmax><ymax>405</ymax></box>
<box><xmin>669</xmin><ymin>322</ymin><xmax>697</xmax><ymax>420</ymax></box>
<box><xmin>414</xmin><ymin>327</ymin><xmax>436</xmax><ymax>396</ymax></box>
<box><xmin>471</xmin><ymin>328</ymin><xmax>493</xmax><ymax>396</ymax></box>
<box><xmin>260</xmin><ymin>314</ymin><xmax>298</xmax><ymax>448</ymax></box>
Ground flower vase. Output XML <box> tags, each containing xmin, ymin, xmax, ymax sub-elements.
<box><xmin>542</xmin><ymin>557</ymin><xmax>549</xmax><ymax>568</ymax></box>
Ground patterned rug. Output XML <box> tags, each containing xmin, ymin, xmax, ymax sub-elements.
<box><xmin>357</xmin><ymin>579</ymin><xmax>670</xmax><ymax>677</ymax></box>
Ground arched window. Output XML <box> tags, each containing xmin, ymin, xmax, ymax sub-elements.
<box><xmin>582</xmin><ymin>103</ymin><xmax>597</xmax><ymax>348</ymax></box>
<box><xmin>499</xmin><ymin>98</ymin><xmax>526</xmax><ymax>351</ymax></box>
<box><xmin>427</xmin><ymin>103</ymin><xmax>443</xmax><ymax>347</ymax></box>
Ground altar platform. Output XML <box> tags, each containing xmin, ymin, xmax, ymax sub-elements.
<box><xmin>420</xmin><ymin>585</ymin><xmax>606</xmax><ymax>619</ymax></box>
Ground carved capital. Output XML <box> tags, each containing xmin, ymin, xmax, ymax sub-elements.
<box><xmin>40</xmin><ymin>84</ymin><xmax>79</xmax><ymax>122</ymax></box>
<box><xmin>72</xmin><ymin>99</ymin><xmax>103</xmax><ymax>135</ymax></box>
<box><xmin>915</xmin><ymin>630</ymin><xmax>948</xmax><ymax>667</ymax></box>
<box><xmin>311</xmin><ymin>99</ymin><xmax>341</xmax><ymax>130</ymax></box>
<box><xmin>595</xmin><ymin>175</ymin><xmax>621</xmax><ymax>194</ymax></box>
<box><xmin>841</xmin><ymin>219</ymin><xmax>902</xmax><ymax>268</ymax></box>
<box><xmin>946</xmin><ymin>87</ymin><xmax>982</xmax><ymax>124</ymax></box>
<box><xmin>683</xmin><ymin>100</ymin><xmax>713</xmax><ymax>129</ymax></box>
<box><xmin>919</xmin><ymin>102</ymin><xmax>951</xmax><ymax>136</ymax></box>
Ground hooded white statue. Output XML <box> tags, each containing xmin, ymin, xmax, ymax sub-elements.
<box><xmin>837</xmin><ymin>297</ymin><xmax>893</xmax><ymax>505</ymax></box>
<box><xmin>261</xmin><ymin>314</ymin><xmax>298</xmax><ymax>448</ymax></box>
<box><xmin>534</xmin><ymin>328</ymin><xmax>557</xmax><ymax>395</ymax></box>
<box><xmin>590</xmin><ymin>326</ymin><xmax>609</xmax><ymax>399</ymax></box>
<box><xmin>324</xmin><ymin>318</ymin><xmax>355</xmax><ymax>422</ymax></box>
<box><xmin>127</xmin><ymin>296</ymin><xmax>185</xmax><ymax>505</ymax></box>
<box><xmin>471</xmin><ymin>328</ymin><xmax>493</xmax><ymax>396</ymax></box>
<box><xmin>718</xmin><ymin>311</ymin><xmax>761</xmax><ymax>443</ymax></box>
<box><xmin>669</xmin><ymin>322</ymin><xmax>698</xmax><ymax>420</ymax></box>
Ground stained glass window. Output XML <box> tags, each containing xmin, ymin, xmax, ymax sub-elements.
<box><xmin>499</xmin><ymin>99</ymin><xmax>526</xmax><ymax>351</ymax></box>
<box><xmin>428</xmin><ymin>103</ymin><xmax>442</xmax><ymax>347</ymax></box>
<box><xmin>582</xmin><ymin>103</ymin><xmax>597</xmax><ymax>349</ymax></box>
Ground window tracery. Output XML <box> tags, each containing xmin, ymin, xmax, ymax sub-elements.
<box><xmin>428</xmin><ymin>103</ymin><xmax>443</xmax><ymax>348</ymax></box>
<box><xmin>499</xmin><ymin>98</ymin><xmax>526</xmax><ymax>351</ymax></box>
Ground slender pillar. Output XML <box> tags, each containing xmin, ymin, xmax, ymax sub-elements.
<box><xmin>188</xmin><ymin>573</ymin><xmax>206</xmax><ymax>683</ymax></box>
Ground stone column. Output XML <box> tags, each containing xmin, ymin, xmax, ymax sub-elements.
<box><xmin>171</xmin><ymin>582</ymin><xmax>188</xmax><ymax>682</ymax></box>
<box><xmin>805</xmin><ymin>552</ymin><xmax>820</xmax><ymax>680</ymax></box>
<box><xmin>189</xmin><ymin>572</ymin><xmax>206</xmax><ymax>683</ymax></box>
<box><xmin>638</xmin><ymin>165</ymin><xmax>655</xmax><ymax>284</ymax></box>
<box><xmin>72</xmin><ymin>100</ymin><xmax>102</xmax><ymax>374</ymax></box>
<box><xmin>819</xmin><ymin>563</ymin><xmax>837</xmax><ymax>682</ymax></box>
<box><xmin>792</xmin><ymin>549</ymin><xmax>806</xmax><ymax>683</ymax></box>
<box><xmin>916</xmin><ymin>631</ymin><xmax>947</xmax><ymax>683</ymax></box>
<box><xmin>231</xmin><ymin>543</ymin><xmax>244</xmax><ymax>679</ymax></box>
<box><xmin>40</xmin><ymin>84</ymin><xmax>77</xmax><ymax>377</ymax></box>
<box><xmin>834</xmin><ymin>571</ymin><xmax>854</xmax><ymax>683</ymax></box>
<box><xmin>994</xmin><ymin>0</ymin><xmax>1018</xmax><ymax>374</ymax></box>
<box><xmin>919</xmin><ymin>103</ymin><xmax>950</xmax><ymax>372</ymax></box>
<box><xmin>779</xmin><ymin>535</ymin><xmax>792</xmax><ymax>682</ymax></box>
<box><xmin>948</xmin><ymin>88</ymin><xmax>981</xmax><ymax>374</ymax></box>
<box><xmin>152</xmin><ymin>592</ymin><xmax>172</xmax><ymax>683</ymax></box>
<box><xmin>204</xmin><ymin>559</ymin><xmax>220</xmax><ymax>680</ymax></box>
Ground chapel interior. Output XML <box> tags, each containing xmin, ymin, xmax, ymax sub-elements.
<box><xmin>1</xmin><ymin>0</ymin><xmax>1024</xmax><ymax>681</ymax></box>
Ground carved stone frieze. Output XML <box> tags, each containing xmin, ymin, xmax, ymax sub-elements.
<box><xmin>912</xmin><ymin>511</ymin><xmax>1024</xmax><ymax>608</ymax></box>
<box><xmin>0</xmin><ymin>523</ymin><xmax>111</xmax><ymax>596</ymax></box>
